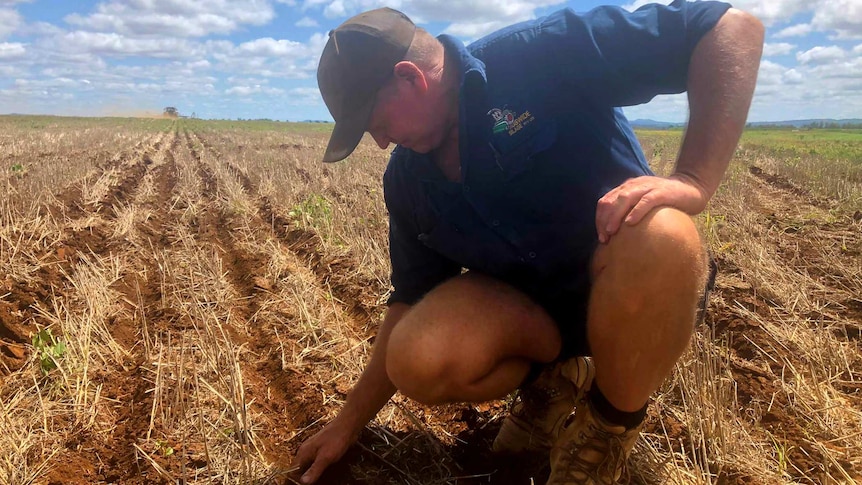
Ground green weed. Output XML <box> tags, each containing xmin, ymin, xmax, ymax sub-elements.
<box><xmin>32</xmin><ymin>328</ymin><xmax>66</xmax><ymax>374</ymax></box>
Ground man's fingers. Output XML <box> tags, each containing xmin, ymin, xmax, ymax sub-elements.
<box><xmin>624</xmin><ymin>192</ymin><xmax>660</xmax><ymax>226</ymax></box>
<box><xmin>300</xmin><ymin>456</ymin><xmax>330</xmax><ymax>484</ymax></box>
<box><xmin>602</xmin><ymin>187</ymin><xmax>650</xmax><ymax>239</ymax></box>
<box><xmin>290</xmin><ymin>444</ymin><xmax>316</xmax><ymax>479</ymax></box>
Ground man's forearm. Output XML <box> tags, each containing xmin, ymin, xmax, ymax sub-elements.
<box><xmin>335</xmin><ymin>302</ymin><xmax>410</xmax><ymax>431</ymax></box>
<box><xmin>675</xmin><ymin>8</ymin><xmax>764</xmax><ymax>203</ymax></box>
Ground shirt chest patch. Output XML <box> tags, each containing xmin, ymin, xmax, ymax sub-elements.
<box><xmin>487</xmin><ymin>107</ymin><xmax>535</xmax><ymax>137</ymax></box>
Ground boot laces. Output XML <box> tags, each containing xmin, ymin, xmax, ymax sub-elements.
<box><xmin>559</xmin><ymin>422</ymin><xmax>630</xmax><ymax>484</ymax></box>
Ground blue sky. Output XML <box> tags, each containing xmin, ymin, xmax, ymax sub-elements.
<box><xmin>1</xmin><ymin>0</ymin><xmax>860</xmax><ymax>122</ymax></box>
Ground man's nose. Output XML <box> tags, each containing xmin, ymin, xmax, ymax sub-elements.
<box><xmin>370</xmin><ymin>132</ymin><xmax>390</xmax><ymax>149</ymax></box>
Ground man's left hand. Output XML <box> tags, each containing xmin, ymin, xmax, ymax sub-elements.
<box><xmin>595</xmin><ymin>174</ymin><xmax>707</xmax><ymax>243</ymax></box>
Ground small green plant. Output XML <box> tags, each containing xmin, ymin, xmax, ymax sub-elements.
<box><xmin>289</xmin><ymin>194</ymin><xmax>332</xmax><ymax>227</ymax></box>
<box><xmin>32</xmin><ymin>328</ymin><xmax>66</xmax><ymax>374</ymax></box>
<box><xmin>155</xmin><ymin>439</ymin><xmax>174</xmax><ymax>457</ymax></box>
<box><xmin>10</xmin><ymin>163</ymin><xmax>24</xmax><ymax>174</ymax></box>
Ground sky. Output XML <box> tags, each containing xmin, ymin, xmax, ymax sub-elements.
<box><xmin>0</xmin><ymin>0</ymin><xmax>860</xmax><ymax>123</ymax></box>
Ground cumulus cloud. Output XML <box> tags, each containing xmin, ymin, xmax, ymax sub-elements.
<box><xmin>623</xmin><ymin>0</ymin><xmax>672</xmax><ymax>12</ymax></box>
<box><xmin>729</xmin><ymin>0</ymin><xmax>809</xmax><ymax>26</ymax></box>
<box><xmin>295</xmin><ymin>16</ymin><xmax>318</xmax><ymax>27</ymax></box>
<box><xmin>774</xmin><ymin>23</ymin><xmax>813</xmax><ymax>38</ymax></box>
<box><xmin>0</xmin><ymin>40</ymin><xmax>24</xmax><ymax>58</ymax></box>
<box><xmin>307</xmin><ymin>0</ymin><xmax>565</xmax><ymax>38</ymax></box>
<box><xmin>0</xmin><ymin>7</ymin><xmax>20</xmax><ymax>38</ymax></box>
<box><xmin>763</xmin><ymin>42</ymin><xmax>796</xmax><ymax>57</ymax></box>
<box><xmin>42</xmin><ymin>31</ymin><xmax>204</xmax><ymax>59</ymax></box>
<box><xmin>226</xmin><ymin>84</ymin><xmax>285</xmax><ymax>96</ymax></box>
<box><xmin>64</xmin><ymin>0</ymin><xmax>277</xmax><ymax>38</ymax></box>
<box><xmin>797</xmin><ymin>45</ymin><xmax>846</xmax><ymax>65</ymax></box>
<box><xmin>237</xmin><ymin>37</ymin><xmax>306</xmax><ymax>57</ymax></box>
<box><xmin>287</xmin><ymin>86</ymin><xmax>322</xmax><ymax>105</ymax></box>
<box><xmin>810</xmin><ymin>0</ymin><xmax>862</xmax><ymax>40</ymax></box>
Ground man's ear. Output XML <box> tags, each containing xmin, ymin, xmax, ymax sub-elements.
<box><xmin>392</xmin><ymin>61</ymin><xmax>428</xmax><ymax>93</ymax></box>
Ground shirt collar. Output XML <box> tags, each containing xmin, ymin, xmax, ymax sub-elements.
<box><xmin>405</xmin><ymin>35</ymin><xmax>488</xmax><ymax>184</ymax></box>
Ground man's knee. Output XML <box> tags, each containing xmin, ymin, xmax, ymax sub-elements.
<box><xmin>385</xmin><ymin>311</ymin><xmax>460</xmax><ymax>405</ymax></box>
<box><xmin>592</xmin><ymin>206</ymin><xmax>706</xmax><ymax>281</ymax></box>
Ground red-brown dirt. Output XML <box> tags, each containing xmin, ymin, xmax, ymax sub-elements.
<box><xmin>2</xmin><ymin>126</ymin><xmax>860</xmax><ymax>485</ymax></box>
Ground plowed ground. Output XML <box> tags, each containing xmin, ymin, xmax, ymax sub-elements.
<box><xmin>1</xmin><ymin>121</ymin><xmax>859</xmax><ymax>484</ymax></box>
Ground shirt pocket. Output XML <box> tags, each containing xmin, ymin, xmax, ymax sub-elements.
<box><xmin>492</xmin><ymin>120</ymin><xmax>558</xmax><ymax>180</ymax></box>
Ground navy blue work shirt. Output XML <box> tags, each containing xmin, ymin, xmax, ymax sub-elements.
<box><xmin>384</xmin><ymin>0</ymin><xmax>731</xmax><ymax>309</ymax></box>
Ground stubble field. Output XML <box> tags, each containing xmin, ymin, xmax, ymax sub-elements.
<box><xmin>1</xmin><ymin>115</ymin><xmax>860</xmax><ymax>484</ymax></box>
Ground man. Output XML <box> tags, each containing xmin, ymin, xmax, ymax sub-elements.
<box><xmin>294</xmin><ymin>1</ymin><xmax>763</xmax><ymax>483</ymax></box>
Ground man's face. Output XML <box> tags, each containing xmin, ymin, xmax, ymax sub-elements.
<box><xmin>365</xmin><ymin>70</ymin><xmax>450</xmax><ymax>154</ymax></box>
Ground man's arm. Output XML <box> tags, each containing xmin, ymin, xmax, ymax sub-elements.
<box><xmin>292</xmin><ymin>302</ymin><xmax>410</xmax><ymax>484</ymax></box>
<box><xmin>595</xmin><ymin>8</ymin><xmax>764</xmax><ymax>242</ymax></box>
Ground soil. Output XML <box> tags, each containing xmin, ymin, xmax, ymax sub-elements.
<box><xmin>2</xmin><ymin>130</ymin><xmax>860</xmax><ymax>484</ymax></box>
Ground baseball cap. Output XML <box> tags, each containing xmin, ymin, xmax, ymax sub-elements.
<box><xmin>317</xmin><ymin>8</ymin><xmax>416</xmax><ymax>163</ymax></box>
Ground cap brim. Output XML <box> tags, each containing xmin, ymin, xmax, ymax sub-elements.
<box><xmin>322</xmin><ymin>94</ymin><xmax>376</xmax><ymax>163</ymax></box>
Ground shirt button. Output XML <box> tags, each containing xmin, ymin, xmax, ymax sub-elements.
<box><xmin>463</xmin><ymin>185</ymin><xmax>470</xmax><ymax>193</ymax></box>
<box><xmin>528</xmin><ymin>251</ymin><xmax>537</xmax><ymax>259</ymax></box>
<box><xmin>491</xmin><ymin>219</ymin><xmax>500</xmax><ymax>227</ymax></box>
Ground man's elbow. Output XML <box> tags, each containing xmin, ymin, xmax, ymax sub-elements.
<box><xmin>722</xmin><ymin>8</ymin><xmax>765</xmax><ymax>48</ymax></box>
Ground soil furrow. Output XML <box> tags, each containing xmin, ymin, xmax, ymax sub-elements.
<box><xmin>184</xmin><ymin>129</ymin><xmax>324</xmax><ymax>466</ymax></box>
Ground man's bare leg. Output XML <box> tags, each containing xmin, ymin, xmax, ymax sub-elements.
<box><xmin>588</xmin><ymin>206</ymin><xmax>707</xmax><ymax>412</ymax></box>
<box><xmin>386</xmin><ymin>273</ymin><xmax>563</xmax><ymax>405</ymax></box>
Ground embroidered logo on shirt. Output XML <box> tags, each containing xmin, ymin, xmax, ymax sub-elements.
<box><xmin>487</xmin><ymin>107</ymin><xmax>535</xmax><ymax>136</ymax></box>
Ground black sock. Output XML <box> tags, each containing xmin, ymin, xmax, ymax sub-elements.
<box><xmin>588</xmin><ymin>385</ymin><xmax>647</xmax><ymax>429</ymax></box>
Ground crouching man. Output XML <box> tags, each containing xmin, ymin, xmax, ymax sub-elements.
<box><xmin>294</xmin><ymin>2</ymin><xmax>763</xmax><ymax>483</ymax></box>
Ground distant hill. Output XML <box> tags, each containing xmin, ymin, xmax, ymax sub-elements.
<box><xmin>747</xmin><ymin>119</ymin><xmax>862</xmax><ymax>128</ymax></box>
<box><xmin>629</xmin><ymin>119</ymin><xmax>682</xmax><ymax>129</ymax></box>
<box><xmin>630</xmin><ymin>118</ymin><xmax>862</xmax><ymax>129</ymax></box>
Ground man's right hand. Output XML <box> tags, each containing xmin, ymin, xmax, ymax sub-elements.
<box><xmin>291</xmin><ymin>417</ymin><xmax>360</xmax><ymax>484</ymax></box>
<box><xmin>291</xmin><ymin>303</ymin><xmax>409</xmax><ymax>483</ymax></box>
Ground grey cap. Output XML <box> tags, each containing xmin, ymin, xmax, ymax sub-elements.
<box><xmin>317</xmin><ymin>8</ymin><xmax>416</xmax><ymax>162</ymax></box>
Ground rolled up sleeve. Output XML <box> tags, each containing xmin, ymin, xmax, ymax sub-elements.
<box><xmin>543</xmin><ymin>0</ymin><xmax>732</xmax><ymax>106</ymax></box>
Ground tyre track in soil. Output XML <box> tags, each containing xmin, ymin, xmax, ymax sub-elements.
<box><xmin>189</xmin><ymin>132</ymin><xmax>563</xmax><ymax>485</ymax></box>
<box><xmin>188</xmin><ymin>130</ymin><xmax>383</xmax><ymax>329</ymax></box>
<box><xmin>186</xmin><ymin>130</ymin><xmax>430</xmax><ymax>484</ymax></box>
<box><xmin>0</xmin><ymin>131</ymin><xmax>167</xmax><ymax>371</ymax></box>
<box><xmin>700</xmin><ymin>167</ymin><xmax>862</xmax><ymax>482</ymax></box>
<box><xmin>747</xmin><ymin>166</ymin><xmax>862</xmax><ymax>339</ymax></box>
<box><xmin>183</xmin><ymin>129</ymin><xmax>333</xmax><ymax>475</ymax></box>
<box><xmin>43</xmin><ymin>129</ymin><xmax>180</xmax><ymax>485</ymax></box>
<box><xmin>48</xmin><ymin>132</ymin><xmax>166</xmax><ymax>221</ymax></box>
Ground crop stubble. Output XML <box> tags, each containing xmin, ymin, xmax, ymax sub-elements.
<box><xmin>1</xmin><ymin>120</ymin><xmax>860</xmax><ymax>484</ymax></box>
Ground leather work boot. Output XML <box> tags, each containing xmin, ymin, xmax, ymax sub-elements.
<box><xmin>546</xmin><ymin>399</ymin><xmax>644</xmax><ymax>484</ymax></box>
<box><xmin>492</xmin><ymin>357</ymin><xmax>595</xmax><ymax>454</ymax></box>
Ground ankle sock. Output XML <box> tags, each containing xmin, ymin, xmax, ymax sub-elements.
<box><xmin>588</xmin><ymin>386</ymin><xmax>647</xmax><ymax>429</ymax></box>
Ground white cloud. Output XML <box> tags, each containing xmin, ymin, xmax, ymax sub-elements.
<box><xmin>64</xmin><ymin>0</ymin><xmax>277</xmax><ymax>38</ymax></box>
<box><xmin>783</xmin><ymin>68</ymin><xmax>803</xmax><ymax>84</ymax></box>
<box><xmin>796</xmin><ymin>45</ymin><xmax>846</xmax><ymax>65</ymax></box>
<box><xmin>623</xmin><ymin>0</ymin><xmax>672</xmax><ymax>12</ymax></box>
<box><xmin>226</xmin><ymin>84</ymin><xmax>285</xmax><ymax>96</ymax></box>
<box><xmin>810</xmin><ymin>0</ymin><xmax>862</xmax><ymax>40</ymax></box>
<box><xmin>774</xmin><ymin>23</ymin><xmax>812</xmax><ymax>38</ymax></box>
<box><xmin>43</xmin><ymin>31</ymin><xmax>204</xmax><ymax>59</ymax></box>
<box><xmin>295</xmin><ymin>16</ymin><xmax>318</xmax><ymax>27</ymax></box>
<box><xmin>0</xmin><ymin>7</ymin><xmax>20</xmax><ymax>38</ymax></box>
<box><xmin>308</xmin><ymin>0</ymin><xmax>565</xmax><ymax>39</ymax></box>
<box><xmin>854</xmin><ymin>44</ymin><xmax>862</xmax><ymax>54</ymax></box>
<box><xmin>0</xmin><ymin>40</ymin><xmax>24</xmax><ymax>58</ymax></box>
<box><xmin>762</xmin><ymin>42</ymin><xmax>795</xmax><ymax>57</ymax></box>
<box><xmin>730</xmin><ymin>0</ymin><xmax>809</xmax><ymax>27</ymax></box>
<box><xmin>237</xmin><ymin>37</ymin><xmax>305</xmax><ymax>57</ymax></box>
<box><xmin>287</xmin><ymin>86</ymin><xmax>322</xmax><ymax>105</ymax></box>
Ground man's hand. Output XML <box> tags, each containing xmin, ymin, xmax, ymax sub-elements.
<box><xmin>291</xmin><ymin>418</ymin><xmax>360</xmax><ymax>484</ymax></box>
<box><xmin>595</xmin><ymin>174</ymin><xmax>707</xmax><ymax>243</ymax></box>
